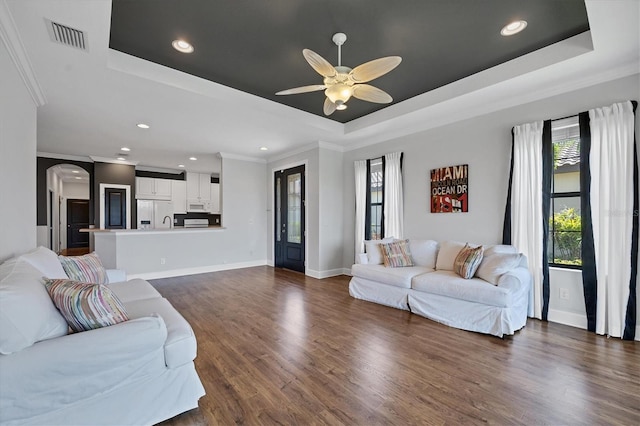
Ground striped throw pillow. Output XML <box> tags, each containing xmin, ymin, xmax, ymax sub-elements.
<box><xmin>380</xmin><ymin>239</ymin><xmax>415</xmax><ymax>268</ymax></box>
<box><xmin>59</xmin><ymin>252</ymin><xmax>108</xmax><ymax>284</ymax></box>
<box><xmin>453</xmin><ymin>244</ymin><xmax>484</xmax><ymax>279</ymax></box>
<box><xmin>44</xmin><ymin>279</ymin><xmax>129</xmax><ymax>332</ymax></box>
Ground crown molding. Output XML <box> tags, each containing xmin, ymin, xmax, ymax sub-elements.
<box><xmin>37</xmin><ymin>151</ymin><xmax>93</xmax><ymax>162</ymax></box>
<box><xmin>218</xmin><ymin>152</ymin><xmax>266</xmax><ymax>163</ymax></box>
<box><xmin>0</xmin><ymin>0</ymin><xmax>46</xmax><ymax>106</ymax></box>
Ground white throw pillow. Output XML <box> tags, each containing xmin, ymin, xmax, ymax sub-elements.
<box><xmin>0</xmin><ymin>259</ymin><xmax>68</xmax><ymax>354</ymax></box>
<box><xmin>409</xmin><ymin>239</ymin><xmax>439</xmax><ymax>268</ymax></box>
<box><xmin>20</xmin><ymin>246</ymin><xmax>68</xmax><ymax>279</ymax></box>
<box><xmin>435</xmin><ymin>241</ymin><xmax>470</xmax><ymax>271</ymax></box>
<box><xmin>476</xmin><ymin>252</ymin><xmax>524</xmax><ymax>285</ymax></box>
<box><xmin>364</xmin><ymin>237</ymin><xmax>395</xmax><ymax>265</ymax></box>
<box><xmin>484</xmin><ymin>245</ymin><xmax>518</xmax><ymax>256</ymax></box>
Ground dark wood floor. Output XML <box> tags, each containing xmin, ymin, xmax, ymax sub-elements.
<box><xmin>152</xmin><ymin>266</ymin><xmax>639</xmax><ymax>425</ymax></box>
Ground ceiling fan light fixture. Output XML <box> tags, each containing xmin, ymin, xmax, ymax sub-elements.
<box><xmin>335</xmin><ymin>102</ymin><xmax>347</xmax><ymax>111</ymax></box>
<box><xmin>501</xmin><ymin>20</ymin><xmax>527</xmax><ymax>36</ymax></box>
<box><xmin>325</xmin><ymin>84</ymin><xmax>352</xmax><ymax>104</ymax></box>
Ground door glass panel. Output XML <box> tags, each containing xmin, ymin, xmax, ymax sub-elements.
<box><xmin>287</xmin><ymin>173</ymin><xmax>301</xmax><ymax>244</ymax></box>
<box><xmin>276</xmin><ymin>176</ymin><xmax>281</xmax><ymax>242</ymax></box>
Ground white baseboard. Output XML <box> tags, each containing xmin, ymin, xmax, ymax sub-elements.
<box><xmin>128</xmin><ymin>260</ymin><xmax>268</xmax><ymax>280</ymax></box>
<box><xmin>547</xmin><ymin>309</ymin><xmax>588</xmax><ymax>330</ymax></box>
<box><xmin>306</xmin><ymin>267</ymin><xmax>350</xmax><ymax>279</ymax></box>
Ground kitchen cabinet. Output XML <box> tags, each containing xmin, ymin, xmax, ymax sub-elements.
<box><xmin>186</xmin><ymin>172</ymin><xmax>211</xmax><ymax>202</ymax></box>
<box><xmin>171</xmin><ymin>180</ymin><xmax>187</xmax><ymax>214</ymax></box>
<box><xmin>135</xmin><ymin>177</ymin><xmax>171</xmax><ymax>200</ymax></box>
<box><xmin>210</xmin><ymin>183</ymin><xmax>220</xmax><ymax>214</ymax></box>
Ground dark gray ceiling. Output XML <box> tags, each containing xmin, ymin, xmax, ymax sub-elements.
<box><xmin>109</xmin><ymin>0</ymin><xmax>589</xmax><ymax>123</ymax></box>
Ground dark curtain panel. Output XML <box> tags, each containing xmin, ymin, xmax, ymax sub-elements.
<box><xmin>579</xmin><ymin>111</ymin><xmax>597</xmax><ymax>332</ymax></box>
<box><xmin>502</xmin><ymin>129</ymin><xmax>515</xmax><ymax>245</ymax></box>
<box><xmin>380</xmin><ymin>156</ymin><xmax>386</xmax><ymax>239</ymax></box>
<box><xmin>623</xmin><ymin>101</ymin><xmax>638</xmax><ymax>340</ymax></box>
<box><xmin>541</xmin><ymin>120</ymin><xmax>553</xmax><ymax>321</ymax></box>
<box><xmin>364</xmin><ymin>160</ymin><xmax>372</xmax><ymax>240</ymax></box>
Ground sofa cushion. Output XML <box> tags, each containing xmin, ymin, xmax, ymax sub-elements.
<box><xmin>380</xmin><ymin>239</ymin><xmax>415</xmax><ymax>267</ymax></box>
<box><xmin>123</xmin><ymin>297</ymin><xmax>197</xmax><ymax>368</ymax></box>
<box><xmin>59</xmin><ymin>252</ymin><xmax>109</xmax><ymax>284</ymax></box>
<box><xmin>351</xmin><ymin>263</ymin><xmax>433</xmax><ymax>289</ymax></box>
<box><xmin>453</xmin><ymin>244</ymin><xmax>484</xmax><ymax>279</ymax></box>
<box><xmin>19</xmin><ymin>246</ymin><xmax>69</xmax><ymax>279</ymax></box>
<box><xmin>363</xmin><ymin>237</ymin><xmax>395</xmax><ymax>264</ymax></box>
<box><xmin>0</xmin><ymin>259</ymin><xmax>69</xmax><ymax>354</ymax></box>
<box><xmin>107</xmin><ymin>278</ymin><xmax>162</xmax><ymax>303</ymax></box>
<box><xmin>411</xmin><ymin>270</ymin><xmax>513</xmax><ymax>307</ymax></box>
<box><xmin>409</xmin><ymin>239</ymin><xmax>438</xmax><ymax>268</ymax></box>
<box><xmin>44</xmin><ymin>279</ymin><xmax>130</xmax><ymax>333</ymax></box>
<box><xmin>484</xmin><ymin>245</ymin><xmax>518</xmax><ymax>256</ymax></box>
<box><xmin>476</xmin><ymin>252</ymin><xmax>524</xmax><ymax>285</ymax></box>
<box><xmin>436</xmin><ymin>241</ymin><xmax>470</xmax><ymax>271</ymax></box>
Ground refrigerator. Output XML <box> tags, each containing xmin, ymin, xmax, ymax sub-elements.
<box><xmin>137</xmin><ymin>200</ymin><xmax>174</xmax><ymax>229</ymax></box>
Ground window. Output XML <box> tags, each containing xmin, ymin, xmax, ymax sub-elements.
<box><xmin>366</xmin><ymin>157</ymin><xmax>384</xmax><ymax>240</ymax></box>
<box><xmin>549</xmin><ymin>115</ymin><xmax>581</xmax><ymax>268</ymax></box>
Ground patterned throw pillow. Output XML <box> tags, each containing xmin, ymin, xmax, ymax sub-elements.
<box><xmin>59</xmin><ymin>252</ymin><xmax>108</xmax><ymax>284</ymax></box>
<box><xmin>44</xmin><ymin>279</ymin><xmax>129</xmax><ymax>332</ymax></box>
<box><xmin>380</xmin><ymin>239</ymin><xmax>415</xmax><ymax>267</ymax></box>
<box><xmin>453</xmin><ymin>244</ymin><xmax>484</xmax><ymax>279</ymax></box>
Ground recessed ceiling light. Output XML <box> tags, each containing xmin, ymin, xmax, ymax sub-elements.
<box><xmin>72</xmin><ymin>170</ymin><xmax>79</xmax><ymax>174</ymax></box>
<box><xmin>121</xmin><ymin>147</ymin><xmax>131</xmax><ymax>151</ymax></box>
<box><xmin>260</xmin><ymin>146</ymin><xmax>268</xmax><ymax>151</ymax></box>
<box><xmin>172</xmin><ymin>39</ymin><xmax>194</xmax><ymax>53</ymax></box>
<box><xmin>117</xmin><ymin>157</ymin><xmax>126</xmax><ymax>161</ymax></box>
<box><xmin>137</xmin><ymin>123</ymin><xmax>149</xmax><ymax>129</ymax></box>
<box><xmin>501</xmin><ymin>20</ymin><xmax>527</xmax><ymax>36</ymax></box>
<box><xmin>178</xmin><ymin>164</ymin><xmax>185</xmax><ymax>168</ymax></box>
<box><xmin>189</xmin><ymin>157</ymin><xmax>197</xmax><ymax>161</ymax></box>
<box><xmin>75</xmin><ymin>176</ymin><xmax>82</xmax><ymax>180</ymax></box>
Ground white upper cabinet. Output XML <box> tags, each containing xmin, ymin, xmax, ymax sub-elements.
<box><xmin>136</xmin><ymin>177</ymin><xmax>172</xmax><ymax>200</ymax></box>
<box><xmin>186</xmin><ymin>172</ymin><xmax>212</xmax><ymax>202</ymax></box>
<box><xmin>171</xmin><ymin>180</ymin><xmax>187</xmax><ymax>214</ymax></box>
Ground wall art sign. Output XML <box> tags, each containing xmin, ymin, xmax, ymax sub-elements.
<box><xmin>430</xmin><ymin>164</ymin><xmax>468</xmax><ymax>213</ymax></box>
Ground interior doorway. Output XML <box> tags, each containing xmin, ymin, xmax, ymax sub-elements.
<box><xmin>274</xmin><ymin>165</ymin><xmax>305</xmax><ymax>273</ymax></box>
<box><xmin>66</xmin><ymin>199</ymin><xmax>90</xmax><ymax>249</ymax></box>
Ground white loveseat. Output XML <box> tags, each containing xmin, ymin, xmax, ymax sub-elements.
<box><xmin>0</xmin><ymin>247</ymin><xmax>205</xmax><ymax>425</ymax></box>
<box><xmin>349</xmin><ymin>240</ymin><xmax>531</xmax><ymax>337</ymax></box>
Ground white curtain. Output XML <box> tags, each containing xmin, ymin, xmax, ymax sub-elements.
<box><xmin>589</xmin><ymin>101</ymin><xmax>635</xmax><ymax>338</ymax></box>
<box><xmin>384</xmin><ymin>152</ymin><xmax>403</xmax><ymax>239</ymax></box>
<box><xmin>511</xmin><ymin>121</ymin><xmax>544</xmax><ymax>319</ymax></box>
<box><xmin>354</xmin><ymin>160</ymin><xmax>367</xmax><ymax>258</ymax></box>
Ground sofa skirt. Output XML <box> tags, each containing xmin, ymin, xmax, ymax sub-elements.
<box><xmin>408</xmin><ymin>285</ymin><xmax>529</xmax><ymax>338</ymax></box>
<box><xmin>349</xmin><ymin>277</ymin><xmax>410</xmax><ymax>311</ymax></box>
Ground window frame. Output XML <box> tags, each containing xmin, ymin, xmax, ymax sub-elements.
<box><xmin>364</xmin><ymin>157</ymin><xmax>384</xmax><ymax>240</ymax></box>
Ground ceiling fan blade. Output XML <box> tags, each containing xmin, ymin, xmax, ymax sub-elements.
<box><xmin>350</xmin><ymin>56</ymin><xmax>402</xmax><ymax>83</ymax></box>
<box><xmin>352</xmin><ymin>84</ymin><xmax>393</xmax><ymax>104</ymax></box>
<box><xmin>323</xmin><ymin>98</ymin><xmax>337</xmax><ymax>116</ymax></box>
<box><xmin>303</xmin><ymin>49</ymin><xmax>336</xmax><ymax>78</ymax></box>
<box><xmin>275</xmin><ymin>85</ymin><xmax>326</xmax><ymax>95</ymax></box>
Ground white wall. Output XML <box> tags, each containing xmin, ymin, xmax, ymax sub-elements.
<box><xmin>341</xmin><ymin>73</ymin><xmax>640</xmax><ymax>331</ymax></box>
<box><xmin>0</xmin><ymin>39</ymin><xmax>37</xmax><ymax>262</ymax></box>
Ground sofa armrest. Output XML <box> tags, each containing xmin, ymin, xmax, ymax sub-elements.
<box><xmin>107</xmin><ymin>268</ymin><xmax>127</xmax><ymax>283</ymax></box>
<box><xmin>497</xmin><ymin>267</ymin><xmax>532</xmax><ymax>293</ymax></box>
<box><xmin>0</xmin><ymin>316</ymin><xmax>168</xmax><ymax>422</ymax></box>
<box><xmin>356</xmin><ymin>253</ymin><xmax>369</xmax><ymax>264</ymax></box>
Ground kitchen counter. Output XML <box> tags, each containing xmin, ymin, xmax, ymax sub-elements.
<box><xmin>82</xmin><ymin>226</ymin><xmax>223</xmax><ymax>235</ymax></box>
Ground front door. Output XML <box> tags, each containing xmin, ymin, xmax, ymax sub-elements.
<box><xmin>105</xmin><ymin>188</ymin><xmax>127</xmax><ymax>229</ymax></box>
<box><xmin>67</xmin><ymin>199</ymin><xmax>90</xmax><ymax>248</ymax></box>
<box><xmin>274</xmin><ymin>165</ymin><xmax>305</xmax><ymax>273</ymax></box>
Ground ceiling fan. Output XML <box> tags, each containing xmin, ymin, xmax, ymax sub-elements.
<box><xmin>276</xmin><ymin>33</ymin><xmax>402</xmax><ymax>116</ymax></box>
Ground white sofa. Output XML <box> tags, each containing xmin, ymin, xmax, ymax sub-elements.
<box><xmin>349</xmin><ymin>240</ymin><xmax>531</xmax><ymax>337</ymax></box>
<box><xmin>0</xmin><ymin>247</ymin><xmax>205</xmax><ymax>425</ymax></box>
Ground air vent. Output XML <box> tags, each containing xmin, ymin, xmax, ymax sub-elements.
<box><xmin>46</xmin><ymin>19</ymin><xmax>87</xmax><ymax>51</ymax></box>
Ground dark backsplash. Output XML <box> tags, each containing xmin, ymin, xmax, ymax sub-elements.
<box><xmin>174</xmin><ymin>212</ymin><xmax>221</xmax><ymax>226</ymax></box>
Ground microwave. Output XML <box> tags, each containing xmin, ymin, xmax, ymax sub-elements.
<box><xmin>187</xmin><ymin>201</ymin><xmax>211</xmax><ymax>213</ymax></box>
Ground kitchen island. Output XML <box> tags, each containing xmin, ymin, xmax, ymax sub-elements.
<box><xmin>93</xmin><ymin>226</ymin><xmax>265</xmax><ymax>279</ymax></box>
